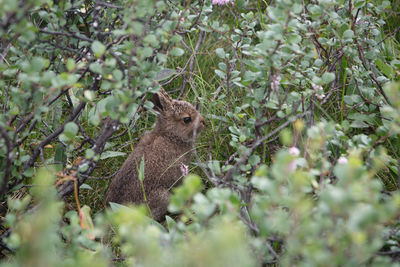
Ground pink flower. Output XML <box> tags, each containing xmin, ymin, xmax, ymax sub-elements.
<box><xmin>311</xmin><ymin>83</ymin><xmax>323</xmax><ymax>91</ymax></box>
<box><xmin>338</xmin><ymin>157</ymin><xmax>348</xmax><ymax>164</ymax></box>
<box><xmin>212</xmin><ymin>0</ymin><xmax>234</xmax><ymax>5</ymax></box>
<box><xmin>289</xmin><ymin>146</ymin><xmax>300</xmax><ymax>156</ymax></box>
<box><xmin>271</xmin><ymin>74</ymin><xmax>281</xmax><ymax>92</ymax></box>
<box><xmin>180</xmin><ymin>163</ymin><xmax>189</xmax><ymax>177</ymax></box>
<box><xmin>312</xmin><ymin>83</ymin><xmax>325</xmax><ymax>100</ymax></box>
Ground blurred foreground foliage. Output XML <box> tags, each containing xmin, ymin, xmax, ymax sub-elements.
<box><xmin>1</xmin><ymin>0</ymin><xmax>400</xmax><ymax>266</ymax></box>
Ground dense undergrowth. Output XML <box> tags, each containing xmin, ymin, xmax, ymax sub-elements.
<box><xmin>1</xmin><ymin>0</ymin><xmax>400</xmax><ymax>266</ymax></box>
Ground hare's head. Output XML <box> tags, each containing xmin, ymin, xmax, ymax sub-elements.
<box><xmin>151</xmin><ymin>89</ymin><xmax>205</xmax><ymax>143</ymax></box>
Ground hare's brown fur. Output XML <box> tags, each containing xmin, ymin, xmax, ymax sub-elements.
<box><xmin>104</xmin><ymin>89</ymin><xmax>205</xmax><ymax>221</ymax></box>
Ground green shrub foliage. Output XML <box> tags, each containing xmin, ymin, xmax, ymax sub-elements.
<box><xmin>1</xmin><ymin>0</ymin><xmax>400</xmax><ymax>266</ymax></box>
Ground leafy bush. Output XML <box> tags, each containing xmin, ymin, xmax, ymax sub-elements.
<box><xmin>1</xmin><ymin>0</ymin><xmax>400</xmax><ymax>266</ymax></box>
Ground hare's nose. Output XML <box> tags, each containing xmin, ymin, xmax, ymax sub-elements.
<box><xmin>199</xmin><ymin>115</ymin><xmax>205</xmax><ymax>126</ymax></box>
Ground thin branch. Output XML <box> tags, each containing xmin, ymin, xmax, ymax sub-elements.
<box><xmin>0</xmin><ymin>125</ymin><xmax>13</xmax><ymax>197</ymax></box>
<box><xmin>109</xmin><ymin>50</ymin><xmax>126</xmax><ymax>80</ymax></box>
<box><xmin>376</xmin><ymin>26</ymin><xmax>400</xmax><ymax>46</ymax></box>
<box><xmin>398</xmin><ymin>158</ymin><xmax>400</xmax><ymax>191</ymax></box>
<box><xmin>57</xmin><ymin>119</ymin><xmax>120</xmax><ymax>198</ymax></box>
<box><xmin>180</xmin><ymin>30</ymin><xmax>205</xmax><ymax>94</ymax></box>
<box><xmin>223</xmin><ymin>111</ymin><xmax>310</xmax><ymax>182</ymax></box>
<box><xmin>349</xmin><ymin>5</ymin><xmax>390</xmax><ymax>105</ymax></box>
<box><xmin>376</xmin><ymin>250</ymin><xmax>400</xmax><ymax>256</ymax></box>
<box><xmin>97</xmin><ymin>1</ymin><xmax>123</xmax><ymax>9</ymax></box>
<box><xmin>21</xmin><ymin>101</ymin><xmax>86</xmax><ymax>174</ymax></box>
<box><xmin>39</xmin><ymin>29</ymin><xmax>94</xmax><ymax>42</ymax></box>
<box><xmin>81</xmin><ymin>170</ymin><xmax>119</xmax><ymax>180</ymax></box>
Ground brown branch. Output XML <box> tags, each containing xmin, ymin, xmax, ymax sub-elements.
<box><xmin>97</xmin><ymin>1</ymin><xmax>123</xmax><ymax>9</ymax></box>
<box><xmin>349</xmin><ymin>5</ymin><xmax>391</xmax><ymax>105</ymax></box>
<box><xmin>109</xmin><ymin>50</ymin><xmax>126</xmax><ymax>80</ymax></box>
<box><xmin>21</xmin><ymin>101</ymin><xmax>87</xmax><ymax>174</ymax></box>
<box><xmin>376</xmin><ymin>26</ymin><xmax>400</xmax><ymax>46</ymax></box>
<box><xmin>327</xmin><ymin>51</ymin><xmax>344</xmax><ymax>73</ymax></box>
<box><xmin>180</xmin><ymin>30</ymin><xmax>205</xmax><ymax>94</ymax></box>
<box><xmin>398</xmin><ymin>158</ymin><xmax>400</xmax><ymax>191</ymax></box>
<box><xmin>57</xmin><ymin>119</ymin><xmax>120</xmax><ymax>198</ymax></box>
<box><xmin>39</xmin><ymin>29</ymin><xmax>94</xmax><ymax>42</ymax></box>
<box><xmin>0</xmin><ymin>125</ymin><xmax>13</xmax><ymax>197</ymax></box>
<box><xmin>223</xmin><ymin>111</ymin><xmax>310</xmax><ymax>182</ymax></box>
<box><xmin>81</xmin><ymin>170</ymin><xmax>119</xmax><ymax>180</ymax></box>
<box><xmin>377</xmin><ymin>250</ymin><xmax>400</xmax><ymax>256</ymax></box>
<box><xmin>354</xmin><ymin>78</ymin><xmax>381</xmax><ymax>107</ymax></box>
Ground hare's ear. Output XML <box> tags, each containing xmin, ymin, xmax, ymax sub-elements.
<box><xmin>151</xmin><ymin>88</ymin><xmax>173</xmax><ymax>112</ymax></box>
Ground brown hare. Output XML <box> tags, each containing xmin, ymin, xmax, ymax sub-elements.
<box><xmin>104</xmin><ymin>89</ymin><xmax>205</xmax><ymax>221</ymax></box>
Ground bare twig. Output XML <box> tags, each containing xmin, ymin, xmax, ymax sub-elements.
<box><xmin>81</xmin><ymin>170</ymin><xmax>119</xmax><ymax>180</ymax></box>
<box><xmin>397</xmin><ymin>158</ymin><xmax>400</xmax><ymax>191</ymax></box>
<box><xmin>21</xmin><ymin>101</ymin><xmax>87</xmax><ymax>174</ymax></box>
<box><xmin>40</xmin><ymin>29</ymin><xmax>94</xmax><ymax>42</ymax></box>
<box><xmin>97</xmin><ymin>1</ymin><xmax>123</xmax><ymax>9</ymax></box>
<box><xmin>180</xmin><ymin>30</ymin><xmax>205</xmax><ymax>95</ymax></box>
<box><xmin>0</xmin><ymin>125</ymin><xmax>13</xmax><ymax>197</ymax></box>
<box><xmin>57</xmin><ymin>119</ymin><xmax>120</xmax><ymax>198</ymax></box>
<box><xmin>224</xmin><ymin>111</ymin><xmax>310</xmax><ymax>182</ymax></box>
<box><xmin>376</xmin><ymin>26</ymin><xmax>400</xmax><ymax>46</ymax></box>
<box><xmin>349</xmin><ymin>4</ymin><xmax>390</xmax><ymax>105</ymax></box>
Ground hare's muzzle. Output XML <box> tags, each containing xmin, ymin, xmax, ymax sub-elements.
<box><xmin>197</xmin><ymin>114</ymin><xmax>205</xmax><ymax>132</ymax></box>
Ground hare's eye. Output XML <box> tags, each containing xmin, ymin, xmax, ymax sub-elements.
<box><xmin>183</xmin><ymin>117</ymin><xmax>191</xmax><ymax>124</ymax></box>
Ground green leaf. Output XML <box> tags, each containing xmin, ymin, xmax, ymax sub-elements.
<box><xmin>169</xmin><ymin>175</ymin><xmax>203</xmax><ymax>213</ymax></box>
<box><xmin>140</xmin><ymin>46</ymin><xmax>153</xmax><ymax>58</ymax></box>
<box><xmin>132</xmin><ymin>21</ymin><xmax>144</xmax><ymax>35</ymax></box>
<box><xmin>66</xmin><ymin>58</ymin><xmax>75</xmax><ymax>72</ymax></box>
<box><xmin>375</xmin><ymin>59</ymin><xmax>394</xmax><ymax>78</ymax></box>
<box><xmin>248</xmin><ymin>154</ymin><xmax>260</xmax><ymax>166</ymax></box>
<box><xmin>112</xmin><ymin>69</ymin><xmax>123</xmax><ymax>81</ymax></box>
<box><xmin>170</xmin><ymin>47</ymin><xmax>184</xmax><ymax>56</ymax></box>
<box><xmin>138</xmin><ymin>155</ymin><xmax>145</xmax><ymax>181</ymax></box>
<box><xmin>23</xmin><ymin>168</ymin><xmax>35</xmax><ymax>178</ymax></box>
<box><xmin>154</xmin><ymin>69</ymin><xmax>176</xmax><ymax>81</ymax></box>
<box><xmin>191</xmin><ymin>193</ymin><xmax>215</xmax><ymax>219</ymax></box>
<box><xmin>354</xmin><ymin>0</ymin><xmax>366</xmax><ymax>8</ymax></box>
<box><xmin>350</xmin><ymin>120</ymin><xmax>370</xmax><ymax>128</ymax></box>
<box><xmin>80</xmin><ymin>183</ymin><xmax>93</xmax><ymax>190</ymax></box>
<box><xmin>343</xmin><ymin>95</ymin><xmax>362</xmax><ymax>105</ymax></box>
<box><xmin>85</xmin><ymin>149</ymin><xmax>95</xmax><ymax>159</ymax></box>
<box><xmin>109</xmin><ymin>202</ymin><xmax>132</xmax><ymax>211</ymax></box>
<box><xmin>183</xmin><ymin>175</ymin><xmax>202</xmax><ymax>194</ymax></box>
<box><xmin>54</xmin><ymin>143</ymin><xmax>66</xmax><ymax>171</ymax></box>
<box><xmin>215</xmin><ymin>69</ymin><xmax>226</xmax><ymax>79</ymax></box>
<box><xmin>216</xmin><ymin>48</ymin><xmax>226</xmax><ymax>59</ymax></box>
<box><xmin>31</xmin><ymin>57</ymin><xmax>45</xmax><ymax>72</ymax></box>
<box><xmin>343</xmin><ymin>29</ymin><xmax>354</xmax><ymax>40</ymax></box>
<box><xmin>89</xmin><ymin>62</ymin><xmax>103</xmax><ymax>74</ymax></box>
<box><xmin>170</xmin><ymin>35</ymin><xmax>182</xmax><ymax>43</ymax></box>
<box><xmin>218</xmin><ymin>62</ymin><xmax>227</xmax><ymax>71</ymax></box>
<box><xmin>84</xmin><ymin>90</ymin><xmax>96</xmax><ymax>101</ymax></box>
<box><xmin>91</xmin><ymin>41</ymin><xmax>106</xmax><ymax>58</ymax></box>
<box><xmin>149</xmin><ymin>219</ymin><xmax>167</xmax><ymax>233</ymax></box>
<box><xmin>143</xmin><ymin>34</ymin><xmax>159</xmax><ymax>46</ymax></box>
<box><xmin>3</xmin><ymin>67</ymin><xmax>18</xmax><ymax>77</ymax></box>
<box><xmin>64</xmin><ymin>122</ymin><xmax>78</xmax><ymax>139</ymax></box>
<box><xmin>165</xmin><ymin>215</ymin><xmax>176</xmax><ymax>231</ymax></box>
<box><xmin>100</xmin><ymin>151</ymin><xmax>127</xmax><ymax>160</ymax></box>
<box><xmin>322</xmin><ymin>72</ymin><xmax>335</xmax><ymax>84</ymax></box>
